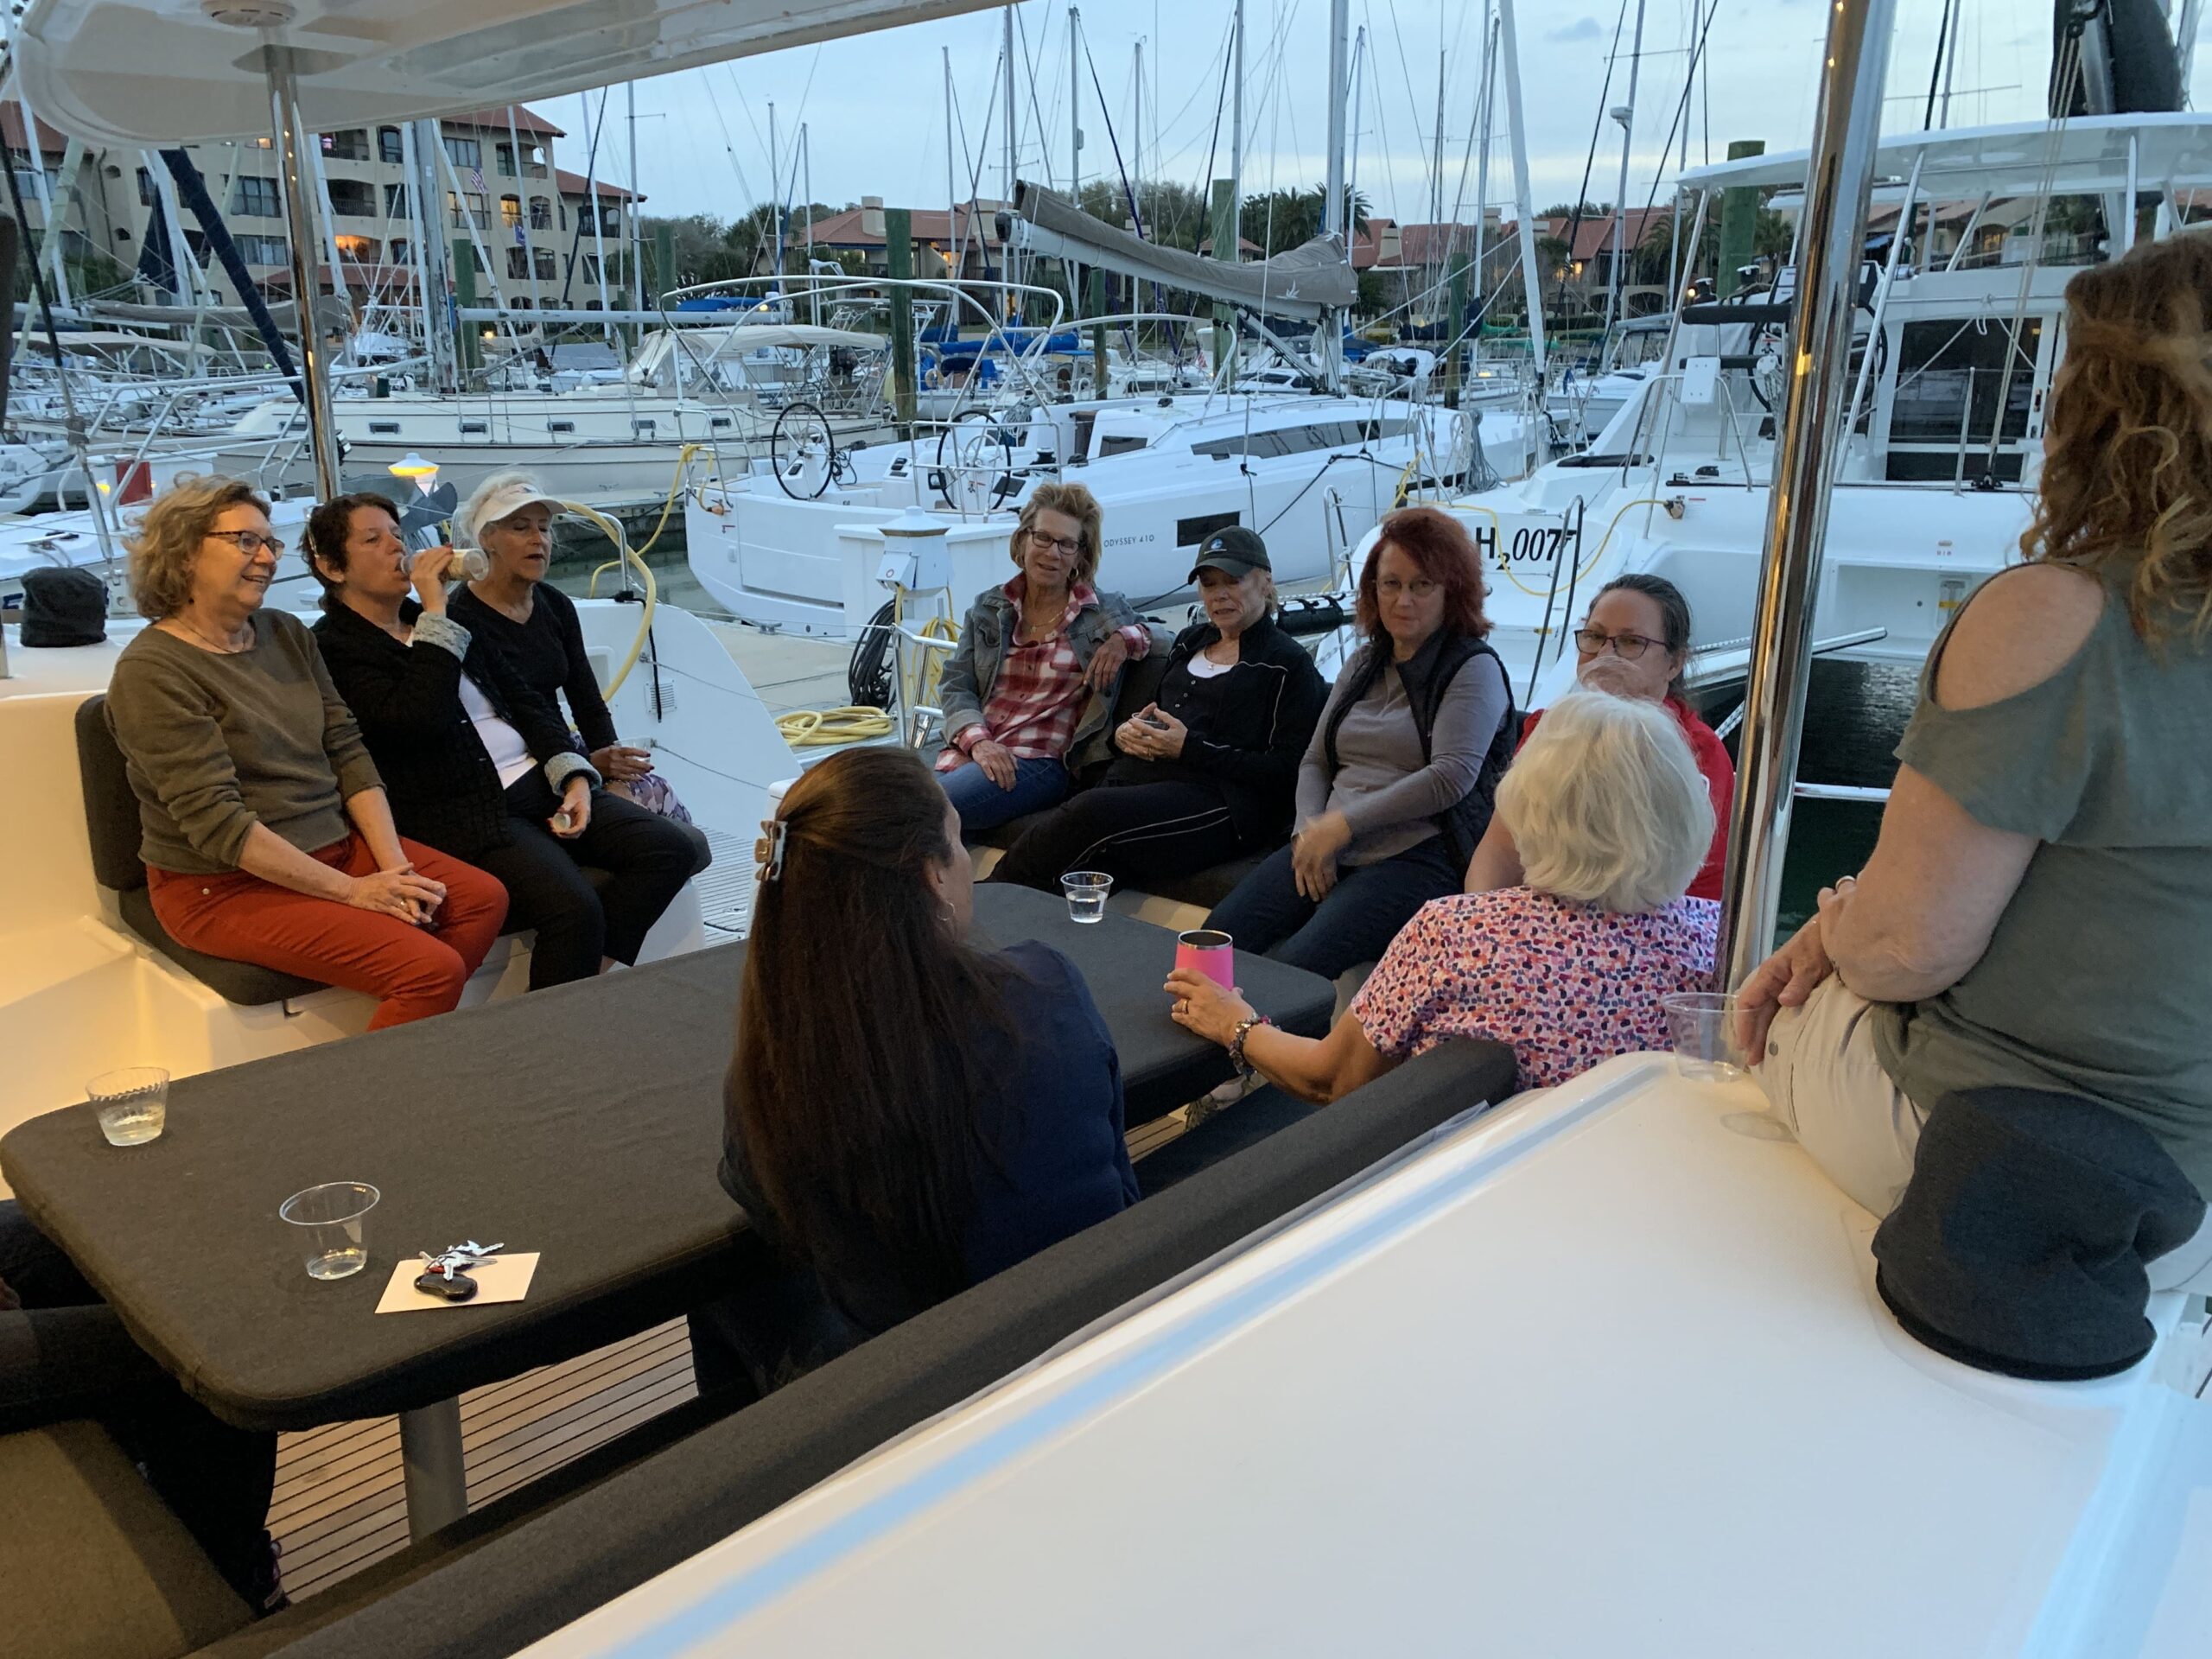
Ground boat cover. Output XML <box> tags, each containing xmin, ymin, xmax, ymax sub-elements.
<box><xmin>14</xmin><ymin>0</ymin><xmax>1007</xmax><ymax>146</ymax></box>
<box><xmin>1005</xmin><ymin>183</ymin><xmax>1358</xmax><ymax>322</ymax></box>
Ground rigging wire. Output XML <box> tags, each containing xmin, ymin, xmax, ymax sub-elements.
<box><xmin>1553</xmin><ymin>0</ymin><xmax>1636</xmax><ymax>327</ymax></box>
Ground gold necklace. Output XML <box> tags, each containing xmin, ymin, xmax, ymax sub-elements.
<box><xmin>173</xmin><ymin>615</ymin><xmax>251</xmax><ymax>653</ymax></box>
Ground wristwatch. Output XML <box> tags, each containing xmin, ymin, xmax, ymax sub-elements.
<box><xmin>1228</xmin><ymin>1015</ymin><xmax>1273</xmax><ymax>1078</ymax></box>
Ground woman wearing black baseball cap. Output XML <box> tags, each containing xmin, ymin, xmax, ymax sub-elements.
<box><xmin>990</xmin><ymin>526</ymin><xmax>1327</xmax><ymax>893</ymax></box>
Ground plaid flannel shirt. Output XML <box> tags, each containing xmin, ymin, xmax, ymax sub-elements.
<box><xmin>936</xmin><ymin>580</ymin><xmax>1149</xmax><ymax>770</ymax></box>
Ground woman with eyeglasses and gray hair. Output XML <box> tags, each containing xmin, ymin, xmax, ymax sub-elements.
<box><xmin>1463</xmin><ymin>572</ymin><xmax>1735</xmax><ymax>900</ymax></box>
<box><xmin>933</xmin><ymin>480</ymin><xmax>1153</xmax><ymax>834</ymax></box>
<box><xmin>104</xmin><ymin>475</ymin><xmax>508</xmax><ymax>1028</ymax></box>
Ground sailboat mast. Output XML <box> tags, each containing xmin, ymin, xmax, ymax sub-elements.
<box><xmin>1230</xmin><ymin>0</ymin><xmax>1244</xmax><ymax>229</ymax></box>
<box><xmin>804</xmin><ymin>124</ymin><xmax>816</xmax><ymax>326</ymax></box>
<box><xmin>627</xmin><ymin>81</ymin><xmax>642</xmax><ymax>311</ymax></box>
<box><xmin>1323</xmin><ymin>0</ymin><xmax>1348</xmax><ymax>238</ymax></box>
<box><xmin>1003</xmin><ymin>5</ymin><xmax>1017</xmax><ymax>207</ymax></box>
<box><xmin>1497</xmin><ymin>0</ymin><xmax>1547</xmax><ymax>377</ymax></box>
<box><xmin>1472</xmin><ymin>1</ymin><xmax>1497</xmax><ymax>371</ymax></box>
<box><xmin>1719</xmin><ymin>0</ymin><xmax>1898</xmax><ymax>984</ymax></box>
<box><xmin>769</xmin><ymin>100</ymin><xmax>782</xmax><ymax>295</ymax></box>
<box><xmin>1067</xmin><ymin>8</ymin><xmax>1082</xmax><ymax>334</ymax></box>
<box><xmin>1607</xmin><ymin>0</ymin><xmax>1647</xmax><ymax>332</ymax></box>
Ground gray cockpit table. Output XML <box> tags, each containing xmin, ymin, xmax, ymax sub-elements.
<box><xmin>0</xmin><ymin>885</ymin><xmax>1332</xmax><ymax>1540</ymax></box>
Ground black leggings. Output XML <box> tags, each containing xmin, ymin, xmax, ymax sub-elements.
<box><xmin>0</xmin><ymin>1202</ymin><xmax>276</xmax><ymax>1603</ymax></box>
<box><xmin>990</xmin><ymin>780</ymin><xmax>1245</xmax><ymax>893</ymax></box>
<box><xmin>479</xmin><ymin>780</ymin><xmax>700</xmax><ymax>988</ymax></box>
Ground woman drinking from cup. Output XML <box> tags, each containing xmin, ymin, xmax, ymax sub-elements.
<box><xmin>1465</xmin><ymin>573</ymin><xmax>1734</xmax><ymax>899</ymax></box>
<box><xmin>308</xmin><ymin>493</ymin><xmax>695</xmax><ymax>987</ymax></box>
<box><xmin>105</xmin><ymin>476</ymin><xmax>507</xmax><ymax>1028</ymax></box>
<box><xmin>704</xmin><ymin>747</ymin><xmax>1138</xmax><ymax>1377</ymax></box>
<box><xmin>933</xmin><ymin>481</ymin><xmax>1153</xmax><ymax>834</ymax></box>
<box><xmin>1168</xmin><ymin>690</ymin><xmax>1719</xmax><ymax>1098</ymax></box>
<box><xmin>989</xmin><ymin>526</ymin><xmax>1327</xmax><ymax>891</ymax></box>
<box><xmin>1206</xmin><ymin>507</ymin><xmax>1516</xmax><ymax>981</ymax></box>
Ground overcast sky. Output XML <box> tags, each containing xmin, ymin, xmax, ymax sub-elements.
<box><xmin>572</xmin><ymin>1</ymin><xmax>2209</xmax><ymax>226</ymax></box>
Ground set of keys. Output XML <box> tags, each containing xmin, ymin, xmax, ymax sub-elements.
<box><xmin>413</xmin><ymin>1240</ymin><xmax>504</xmax><ymax>1302</ymax></box>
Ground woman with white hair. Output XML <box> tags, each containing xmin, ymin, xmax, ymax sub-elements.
<box><xmin>441</xmin><ymin>470</ymin><xmax>702</xmax><ymax>974</ymax></box>
<box><xmin>1166</xmin><ymin>690</ymin><xmax>1720</xmax><ymax>1098</ymax></box>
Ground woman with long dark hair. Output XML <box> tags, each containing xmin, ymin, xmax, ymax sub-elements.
<box><xmin>723</xmin><ymin>747</ymin><xmax>1137</xmax><ymax>1340</ymax></box>
<box><xmin>1206</xmin><ymin>507</ymin><xmax>1517</xmax><ymax>980</ymax></box>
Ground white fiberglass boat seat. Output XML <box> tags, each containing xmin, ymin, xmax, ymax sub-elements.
<box><xmin>0</xmin><ymin>599</ymin><xmax>785</xmax><ymax>1178</ymax></box>
<box><xmin>529</xmin><ymin>1054</ymin><xmax>2212</xmax><ymax>1658</ymax></box>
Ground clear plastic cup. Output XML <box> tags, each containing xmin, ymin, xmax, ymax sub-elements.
<box><xmin>1060</xmin><ymin>870</ymin><xmax>1113</xmax><ymax>924</ymax></box>
<box><xmin>88</xmin><ymin>1066</ymin><xmax>169</xmax><ymax>1147</ymax></box>
<box><xmin>280</xmin><ymin>1182</ymin><xmax>379</xmax><ymax>1281</ymax></box>
<box><xmin>1662</xmin><ymin>991</ymin><xmax>1746</xmax><ymax>1082</ymax></box>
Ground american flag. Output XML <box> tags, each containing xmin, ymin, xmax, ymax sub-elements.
<box><xmin>469</xmin><ymin>165</ymin><xmax>486</xmax><ymax>194</ymax></box>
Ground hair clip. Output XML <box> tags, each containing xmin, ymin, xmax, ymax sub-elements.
<box><xmin>754</xmin><ymin>817</ymin><xmax>789</xmax><ymax>883</ymax></box>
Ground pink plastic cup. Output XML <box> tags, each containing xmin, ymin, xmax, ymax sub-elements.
<box><xmin>1174</xmin><ymin>929</ymin><xmax>1236</xmax><ymax>990</ymax></box>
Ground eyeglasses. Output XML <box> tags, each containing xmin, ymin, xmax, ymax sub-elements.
<box><xmin>207</xmin><ymin>530</ymin><xmax>287</xmax><ymax>557</ymax></box>
<box><xmin>1376</xmin><ymin>576</ymin><xmax>1440</xmax><ymax>600</ymax></box>
<box><xmin>1573</xmin><ymin>627</ymin><xmax>1661</xmax><ymax>659</ymax></box>
<box><xmin>1026</xmin><ymin>530</ymin><xmax>1080</xmax><ymax>556</ymax></box>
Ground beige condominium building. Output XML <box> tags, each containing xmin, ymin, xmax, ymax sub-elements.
<box><xmin>5</xmin><ymin>104</ymin><xmax>641</xmax><ymax>316</ymax></box>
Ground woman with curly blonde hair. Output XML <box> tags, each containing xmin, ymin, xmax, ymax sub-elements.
<box><xmin>1738</xmin><ymin>230</ymin><xmax>2212</xmax><ymax>1300</ymax></box>
<box><xmin>105</xmin><ymin>475</ymin><xmax>508</xmax><ymax>1027</ymax></box>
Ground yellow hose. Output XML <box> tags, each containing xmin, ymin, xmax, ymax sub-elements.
<box><xmin>773</xmin><ymin>609</ymin><xmax>960</xmax><ymax>752</ymax></box>
<box><xmin>559</xmin><ymin>499</ymin><xmax>656</xmax><ymax>699</ymax></box>
<box><xmin>586</xmin><ymin>443</ymin><xmax>709</xmax><ymax>599</ymax></box>
<box><xmin>777</xmin><ymin>707</ymin><xmax>896</xmax><ymax>747</ymax></box>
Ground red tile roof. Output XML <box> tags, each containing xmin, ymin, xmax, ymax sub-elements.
<box><xmin>1</xmin><ymin>106</ymin><xmax>66</xmax><ymax>156</ymax></box>
<box><xmin>442</xmin><ymin>105</ymin><xmax>565</xmax><ymax>140</ymax></box>
<box><xmin>805</xmin><ymin>204</ymin><xmax>1004</xmax><ymax>248</ymax></box>
<box><xmin>556</xmin><ymin>168</ymin><xmax>639</xmax><ymax>202</ymax></box>
<box><xmin>1562</xmin><ymin>207</ymin><xmax>1672</xmax><ymax>262</ymax></box>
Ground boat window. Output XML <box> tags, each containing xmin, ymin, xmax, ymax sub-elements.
<box><xmin>1887</xmin><ymin>318</ymin><xmax>2040</xmax><ymax>446</ymax></box>
<box><xmin>459</xmin><ymin>420</ymin><xmax>488</xmax><ymax>435</ymax></box>
<box><xmin>709</xmin><ymin>416</ymin><xmax>734</xmax><ymax>430</ymax></box>
<box><xmin>1885</xmin><ymin>450</ymin><xmax>2026</xmax><ymax>485</ymax></box>
<box><xmin>1096</xmin><ymin>435</ymin><xmax>1147</xmax><ymax>458</ymax></box>
<box><xmin>368</xmin><ymin>422</ymin><xmax>400</xmax><ymax>435</ymax></box>
<box><xmin>1177</xmin><ymin>511</ymin><xmax>1240</xmax><ymax>547</ymax></box>
<box><xmin>548</xmin><ymin>421</ymin><xmax>575</xmax><ymax>434</ymax></box>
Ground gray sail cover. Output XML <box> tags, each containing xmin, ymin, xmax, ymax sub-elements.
<box><xmin>1006</xmin><ymin>183</ymin><xmax>1357</xmax><ymax>321</ymax></box>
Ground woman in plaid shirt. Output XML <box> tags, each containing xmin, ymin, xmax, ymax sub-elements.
<box><xmin>935</xmin><ymin>482</ymin><xmax>1152</xmax><ymax>834</ymax></box>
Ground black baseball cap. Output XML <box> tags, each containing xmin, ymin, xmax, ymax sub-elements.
<box><xmin>1187</xmin><ymin>524</ymin><xmax>1271</xmax><ymax>582</ymax></box>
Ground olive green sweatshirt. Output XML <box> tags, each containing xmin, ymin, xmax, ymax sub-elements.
<box><xmin>105</xmin><ymin>611</ymin><xmax>383</xmax><ymax>874</ymax></box>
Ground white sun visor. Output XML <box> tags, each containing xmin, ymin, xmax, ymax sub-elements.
<box><xmin>13</xmin><ymin>0</ymin><xmax>1004</xmax><ymax>147</ymax></box>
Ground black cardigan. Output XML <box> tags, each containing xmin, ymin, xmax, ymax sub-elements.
<box><xmin>447</xmin><ymin>582</ymin><xmax>620</xmax><ymax>753</ymax></box>
<box><xmin>313</xmin><ymin>598</ymin><xmax>587</xmax><ymax>861</ymax></box>
<box><xmin>1107</xmin><ymin>613</ymin><xmax>1329</xmax><ymax>843</ymax></box>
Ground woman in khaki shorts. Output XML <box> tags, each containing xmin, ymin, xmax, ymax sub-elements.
<box><xmin>1737</xmin><ymin>230</ymin><xmax>2212</xmax><ymax>1293</ymax></box>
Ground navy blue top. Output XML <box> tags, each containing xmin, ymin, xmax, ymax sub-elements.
<box><xmin>721</xmin><ymin>940</ymin><xmax>1139</xmax><ymax>1332</ymax></box>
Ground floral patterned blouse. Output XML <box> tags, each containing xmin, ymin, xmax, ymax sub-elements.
<box><xmin>1350</xmin><ymin>888</ymin><xmax>1721</xmax><ymax>1089</ymax></box>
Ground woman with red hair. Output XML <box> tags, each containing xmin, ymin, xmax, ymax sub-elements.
<box><xmin>1208</xmin><ymin>507</ymin><xmax>1516</xmax><ymax>980</ymax></box>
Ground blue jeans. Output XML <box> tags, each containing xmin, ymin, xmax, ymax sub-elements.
<box><xmin>1206</xmin><ymin>835</ymin><xmax>1460</xmax><ymax>981</ymax></box>
<box><xmin>940</xmin><ymin>755</ymin><xmax>1073</xmax><ymax>835</ymax></box>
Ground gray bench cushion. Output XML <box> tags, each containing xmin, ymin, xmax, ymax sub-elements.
<box><xmin>75</xmin><ymin>695</ymin><xmax>633</xmax><ymax>1008</ymax></box>
<box><xmin>0</xmin><ymin>1418</ymin><xmax>250</xmax><ymax>1659</ymax></box>
<box><xmin>76</xmin><ymin>696</ymin><xmax>330</xmax><ymax>1007</ymax></box>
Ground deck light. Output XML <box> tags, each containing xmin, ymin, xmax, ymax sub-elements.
<box><xmin>387</xmin><ymin>453</ymin><xmax>439</xmax><ymax>493</ymax></box>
